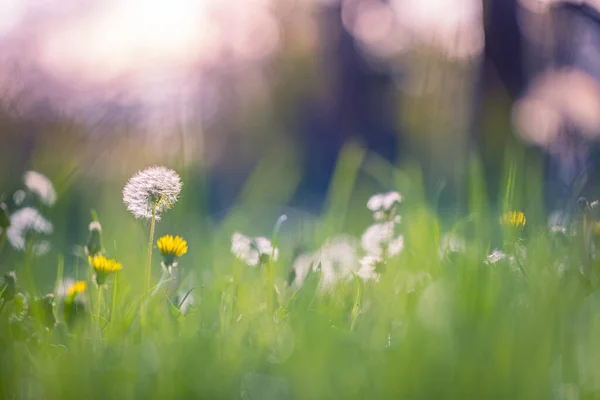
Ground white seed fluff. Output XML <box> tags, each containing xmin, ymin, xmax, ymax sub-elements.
<box><xmin>231</xmin><ymin>232</ymin><xmax>278</xmax><ymax>267</ymax></box>
<box><xmin>361</xmin><ymin>221</ymin><xmax>404</xmax><ymax>257</ymax></box>
<box><xmin>357</xmin><ymin>255</ymin><xmax>383</xmax><ymax>282</ymax></box>
<box><xmin>122</xmin><ymin>166</ymin><xmax>182</xmax><ymax>220</ymax></box>
<box><xmin>367</xmin><ymin>192</ymin><xmax>403</xmax><ymax>213</ymax></box>
<box><xmin>24</xmin><ymin>171</ymin><xmax>57</xmax><ymax>207</ymax></box>
<box><xmin>7</xmin><ymin>207</ymin><xmax>53</xmax><ymax>252</ymax></box>
<box><xmin>315</xmin><ymin>236</ymin><xmax>360</xmax><ymax>291</ymax></box>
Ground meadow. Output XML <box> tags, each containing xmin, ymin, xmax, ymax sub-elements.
<box><xmin>0</xmin><ymin>145</ymin><xmax>598</xmax><ymax>400</ymax></box>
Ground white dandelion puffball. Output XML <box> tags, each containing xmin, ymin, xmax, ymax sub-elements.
<box><xmin>357</xmin><ymin>255</ymin><xmax>383</xmax><ymax>282</ymax></box>
<box><xmin>361</xmin><ymin>221</ymin><xmax>404</xmax><ymax>257</ymax></box>
<box><xmin>7</xmin><ymin>207</ymin><xmax>53</xmax><ymax>252</ymax></box>
<box><xmin>24</xmin><ymin>171</ymin><xmax>57</xmax><ymax>207</ymax></box>
<box><xmin>316</xmin><ymin>236</ymin><xmax>360</xmax><ymax>290</ymax></box>
<box><xmin>231</xmin><ymin>232</ymin><xmax>278</xmax><ymax>267</ymax></box>
<box><xmin>122</xmin><ymin>166</ymin><xmax>182</xmax><ymax>220</ymax></box>
<box><xmin>367</xmin><ymin>192</ymin><xmax>403</xmax><ymax>212</ymax></box>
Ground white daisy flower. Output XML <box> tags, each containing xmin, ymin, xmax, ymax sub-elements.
<box><xmin>24</xmin><ymin>171</ymin><xmax>56</xmax><ymax>207</ymax></box>
<box><xmin>315</xmin><ymin>236</ymin><xmax>360</xmax><ymax>290</ymax></box>
<box><xmin>367</xmin><ymin>191</ymin><xmax>403</xmax><ymax>213</ymax></box>
<box><xmin>231</xmin><ymin>232</ymin><xmax>278</xmax><ymax>267</ymax></box>
<box><xmin>361</xmin><ymin>221</ymin><xmax>404</xmax><ymax>257</ymax></box>
<box><xmin>122</xmin><ymin>166</ymin><xmax>182</xmax><ymax>220</ymax></box>
<box><xmin>7</xmin><ymin>207</ymin><xmax>53</xmax><ymax>253</ymax></box>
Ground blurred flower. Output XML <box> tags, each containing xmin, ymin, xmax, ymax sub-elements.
<box><xmin>316</xmin><ymin>236</ymin><xmax>360</xmax><ymax>290</ymax></box>
<box><xmin>66</xmin><ymin>281</ymin><xmax>87</xmax><ymax>298</ymax></box>
<box><xmin>548</xmin><ymin>210</ymin><xmax>568</xmax><ymax>235</ymax></box>
<box><xmin>290</xmin><ymin>252</ymin><xmax>315</xmax><ymax>288</ymax></box>
<box><xmin>512</xmin><ymin>68</ymin><xmax>600</xmax><ymax>146</ymax></box>
<box><xmin>84</xmin><ymin>221</ymin><xmax>103</xmax><ymax>257</ymax></box>
<box><xmin>7</xmin><ymin>207</ymin><xmax>53</xmax><ymax>253</ymax></box>
<box><xmin>356</xmin><ymin>255</ymin><xmax>384</xmax><ymax>282</ymax></box>
<box><xmin>12</xmin><ymin>190</ymin><xmax>26</xmax><ymax>206</ymax></box>
<box><xmin>367</xmin><ymin>191</ymin><xmax>402</xmax><ymax>212</ymax></box>
<box><xmin>367</xmin><ymin>191</ymin><xmax>402</xmax><ymax>221</ymax></box>
<box><xmin>438</xmin><ymin>233</ymin><xmax>466</xmax><ymax>258</ymax></box>
<box><xmin>157</xmin><ymin>234</ymin><xmax>188</xmax><ymax>271</ymax></box>
<box><xmin>0</xmin><ymin>203</ymin><xmax>9</xmax><ymax>229</ymax></box>
<box><xmin>231</xmin><ymin>232</ymin><xmax>278</xmax><ymax>267</ymax></box>
<box><xmin>122</xmin><ymin>166</ymin><xmax>182</xmax><ymax>220</ymax></box>
<box><xmin>89</xmin><ymin>255</ymin><xmax>123</xmax><ymax>285</ymax></box>
<box><xmin>24</xmin><ymin>171</ymin><xmax>57</xmax><ymax>207</ymax></box>
<box><xmin>361</xmin><ymin>221</ymin><xmax>404</xmax><ymax>257</ymax></box>
<box><xmin>500</xmin><ymin>211</ymin><xmax>526</xmax><ymax>229</ymax></box>
<box><xmin>485</xmin><ymin>249</ymin><xmax>507</xmax><ymax>264</ymax></box>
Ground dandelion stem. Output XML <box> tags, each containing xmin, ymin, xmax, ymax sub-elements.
<box><xmin>111</xmin><ymin>272</ymin><xmax>118</xmax><ymax>323</ymax></box>
<box><xmin>146</xmin><ymin>203</ymin><xmax>157</xmax><ymax>294</ymax></box>
<box><xmin>96</xmin><ymin>285</ymin><xmax>104</xmax><ymax>326</ymax></box>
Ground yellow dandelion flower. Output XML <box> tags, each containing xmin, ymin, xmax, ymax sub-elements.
<box><xmin>157</xmin><ymin>235</ymin><xmax>188</xmax><ymax>270</ymax></box>
<box><xmin>89</xmin><ymin>255</ymin><xmax>123</xmax><ymax>285</ymax></box>
<box><xmin>67</xmin><ymin>281</ymin><xmax>87</xmax><ymax>297</ymax></box>
<box><xmin>500</xmin><ymin>211</ymin><xmax>526</xmax><ymax>229</ymax></box>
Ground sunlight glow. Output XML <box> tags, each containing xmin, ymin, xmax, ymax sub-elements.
<box><xmin>40</xmin><ymin>0</ymin><xmax>212</xmax><ymax>82</ymax></box>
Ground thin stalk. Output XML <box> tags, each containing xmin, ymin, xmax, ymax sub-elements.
<box><xmin>96</xmin><ymin>285</ymin><xmax>104</xmax><ymax>326</ymax></box>
<box><xmin>111</xmin><ymin>272</ymin><xmax>118</xmax><ymax>323</ymax></box>
<box><xmin>146</xmin><ymin>203</ymin><xmax>157</xmax><ymax>294</ymax></box>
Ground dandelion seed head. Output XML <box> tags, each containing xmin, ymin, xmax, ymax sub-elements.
<box><xmin>24</xmin><ymin>171</ymin><xmax>56</xmax><ymax>207</ymax></box>
<box><xmin>122</xmin><ymin>166</ymin><xmax>182</xmax><ymax>220</ymax></box>
<box><xmin>316</xmin><ymin>236</ymin><xmax>360</xmax><ymax>290</ymax></box>
<box><xmin>362</xmin><ymin>221</ymin><xmax>404</xmax><ymax>257</ymax></box>
<box><xmin>367</xmin><ymin>192</ymin><xmax>403</xmax><ymax>212</ymax></box>
<box><xmin>231</xmin><ymin>232</ymin><xmax>278</xmax><ymax>266</ymax></box>
<box><xmin>7</xmin><ymin>207</ymin><xmax>53</xmax><ymax>253</ymax></box>
<box><xmin>357</xmin><ymin>255</ymin><xmax>383</xmax><ymax>282</ymax></box>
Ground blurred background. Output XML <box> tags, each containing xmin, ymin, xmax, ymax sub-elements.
<box><xmin>2</xmin><ymin>0</ymin><xmax>600</xmax><ymax>267</ymax></box>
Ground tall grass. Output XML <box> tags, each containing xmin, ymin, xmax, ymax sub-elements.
<box><xmin>1</xmin><ymin>145</ymin><xmax>599</xmax><ymax>399</ymax></box>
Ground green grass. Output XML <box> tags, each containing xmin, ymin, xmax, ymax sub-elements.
<box><xmin>1</xmin><ymin>146</ymin><xmax>600</xmax><ymax>400</ymax></box>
